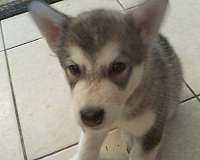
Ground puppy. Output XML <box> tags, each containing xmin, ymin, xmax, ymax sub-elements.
<box><xmin>29</xmin><ymin>0</ymin><xmax>183</xmax><ymax>159</ymax></box>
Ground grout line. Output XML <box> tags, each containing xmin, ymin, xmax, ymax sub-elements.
<box><xmin>180</xmin><ymin>96</ymin><xmax>196</xmax><ymax>104</ymax></box>
<box><xmin>196</xmin><ymin>94</ymin><xmax>200</xmax><ymax>103</ymax></box>
<box><xmin>184</xmin><ymin>80</ymin><xmax>200</xmax><ymax>102</ymax></box>
<box><xmin>116</xmin><ymin>0</ymin><xmax>125</xmax><ymax>10</ymax></box>
<box><xmin>5</xmin><ymin>37</ymin><xmax>42</xmax><ymax>52</ymax></box>
<box><xmin>33</xmin><ymin>143</ymin><xmax>78</xmax><ymax>160</ymax></box>
<box><xmin>179</xmin><ymin>80</ymin><xmax>199</xmax><ymax>104</ymax></box>
<box><xmin>184</xmin><ymin>80</ymin><xmax>198</xmax><ymax>96</ymax></box>
<box><xmin>0</xmin><ymin>22</ymin><xmax>28</xmax><ymax>160</ymax></box>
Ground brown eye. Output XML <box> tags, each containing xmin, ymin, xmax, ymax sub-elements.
<box><xmin>68</xmin><ymin>64</ymin><xmax>81</xmax><ymax>76</ymax></box>
<box><xmin>110</xmin><ymin>62</ymin><xmax>126</xmax><ymax>75</ymax></box>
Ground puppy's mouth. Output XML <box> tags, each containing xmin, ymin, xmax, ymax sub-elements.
<box><xmin>82</xmin><ymin>119</ymin><xmax>105</xmax><ymax>130</ymax></box>
<box><xmin>83</xmin><ymin>119</ymin><xmax>103</xmax><ymax>128</ymax></box>
<box><xmin>82</xmin><ymin>119</ymin><xmax>117</xmax><ymax>132</ymax></box>
<box><xmin>83</xmin><ymin>124</ymin><xmax>116</xmax><ymax>132</ymax></box>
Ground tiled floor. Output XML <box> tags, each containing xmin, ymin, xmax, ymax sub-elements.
<box><xmin>0</xmin><ymin>0</ymin><xmax>200</xmax><ymax>160</ymax></box>
<box><xmin>0</xmin><ymin>31</ymin><xmax>3</xmax><ymax>51</ymax></box>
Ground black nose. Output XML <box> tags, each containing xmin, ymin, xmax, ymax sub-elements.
<box><xmin>80</xmin><ymin>108</ymin><xmax>104</xmax><ymax>127</ymax></box>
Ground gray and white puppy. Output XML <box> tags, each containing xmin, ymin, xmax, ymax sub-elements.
<box><xmin>29</xmin><ymin>0</ymin><xmax>182</xmax><ymax>160</ymax></box>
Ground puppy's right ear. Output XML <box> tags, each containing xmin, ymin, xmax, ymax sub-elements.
<box><xmin>28</xmin><ymin>0</ymin><xmax>72</xmax><ymax>52</ymax></box>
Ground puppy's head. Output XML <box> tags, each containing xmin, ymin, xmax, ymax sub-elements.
<box><xmin>29</xmin><ymin>0</ymin><xmax>168</xmax><ymax>131</ymax></box>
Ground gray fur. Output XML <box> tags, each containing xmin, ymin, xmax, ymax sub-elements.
<box><xmin>124</xmin><ymin>34</ymin><xmax>182</xmax><ymax>152</ymax></box>
<box><xmin>29</xmin><ymin>0</ymin><xmax>183</xmax><ymax>159</ymax></box>
<box><xmin>66</xmin><ymin>9</ymin><xmax>144</xmax><ymax>62</ymax></box>
<box><xmin>57</xmin><ymin>9</ymin><xmax>146</xmax><ymax>89</ymax></box>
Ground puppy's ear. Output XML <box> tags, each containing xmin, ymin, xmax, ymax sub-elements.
<box><xmin>28</xmin><ymin>0</ymin><xmax>72</xmax><ymax>52</ymax></box>
<box><xmin>128</xmin><ymin>0</ymin><xmax>168</xmax><ymax>45</ymax></box>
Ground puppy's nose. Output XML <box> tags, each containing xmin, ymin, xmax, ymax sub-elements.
<box><xmin>80</xmin><ymin>108</ymin><xmax>104</xmax><ymax>127</ymax></box>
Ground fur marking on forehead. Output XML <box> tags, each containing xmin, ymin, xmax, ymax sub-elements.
<box><xmin>96</xmin><ymin>42</ymin><xmax>119</xmax><ymax>67</ymax></box>
<box><xmin>67</xmin><ymin>45</ymin><xmax>92</xmax><ymax>69</ymax></box>
<box><xmin>67</xmin><ymin>9</ymin><xmax>125</xmax><ymax>54</ymax></box>
<box><xmin>67</xmin><ymin>42</ymin><xmax>120</xmax><ymax>69</ymax></box>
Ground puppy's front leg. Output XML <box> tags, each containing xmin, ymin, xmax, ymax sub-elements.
<box><xmin>129</xmin><ymin>138</ymin><xmax>160</xmax><ymax>160</ymax></box>
<box><xmin>129</xmin><ymin>118</ymin><xmax>164</xmax><ymax>160</ymax></box>
<box><xmin>72</xmin><ymin>131</ymin><xmax>107</xmax><ymax>160</ymax></box>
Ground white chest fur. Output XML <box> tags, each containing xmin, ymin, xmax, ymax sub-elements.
<box><xmin>119</xmin><ymin>110</ymin><xmax>156</xmax><ymax>137</ymax></box>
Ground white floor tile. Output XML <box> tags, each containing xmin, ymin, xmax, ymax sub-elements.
<box><xmin>160</xmin><ymin>99</ymin><xmax>200</xmax><ymax>160</ymax></box>
<box><xmin>0</xmin><ymin>26</ymin><xmax>4</xmax><ymax>51</ymax></box>
<box><xmin>0</xmin><ymin>54</ymin><xmax>24</xmax><ymax>160</ymax></box>
<box><xmin>1</xmin><ymin>12</ymin><xmax>41</xmax><ymax>49</ymax></box>
<box><xmin>42</xmin><ymin>146</ymin><xmax>76</xmax><ymax>160</ymax></box>
<box><xmin>7</xmin><ymin>39</ymin><xmax>80</xmax><ymax>159</ymax></box>
<box><xmin>185</xmin><ymin>69</ymin><xmax>200</xmax><ymax>95</ymax></box>
<box><xmin>52</xmin><ymin>0</ymin><xmax>122</xmax><ymax>16</ymax></box>
<box><xmin>180</xmin><ymin>83</ymin><xmax>194</xmax><ymax>102</ymax></box>
<box><xmin>162</xmin><ymin>0</ymin><xmax>200</xmax><ymax>94</ymax></box>
<box><xmin>118</xmin><ymin>0</ymin><xmax>145</xmax><ymax>9</ymax></box>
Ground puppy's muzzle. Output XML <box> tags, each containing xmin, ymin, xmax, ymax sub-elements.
<box><xmin>80</xmin><ymin>107</ymin><xmax>104</xmax><ymax>127</ymax></box>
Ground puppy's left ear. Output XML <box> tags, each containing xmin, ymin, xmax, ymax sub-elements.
<box><xmin>128</xmin><ymin>0</ymin><xmax>168</xmax><ymax>45</ymax></box>
<box><xmin>28</xmin><ymin>0</ymin><xmax>72</xmax><ymax>52</ymax></box>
